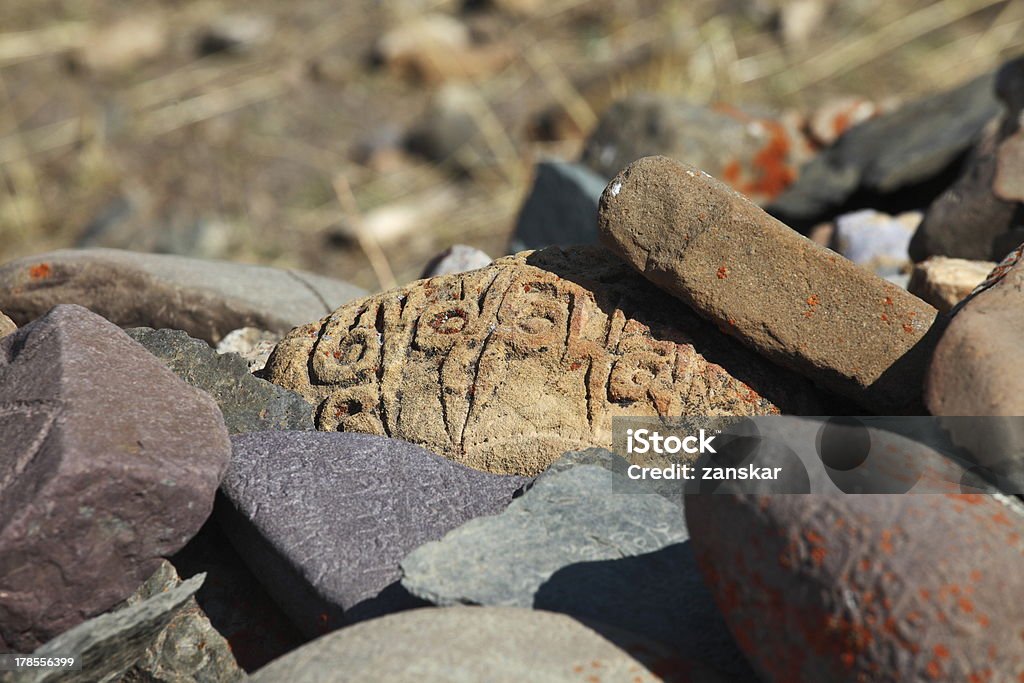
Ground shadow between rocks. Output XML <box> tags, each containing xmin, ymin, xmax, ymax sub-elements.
<box><xmin>532</xmin><ymin>542</ymin><xmax>760</xmax><ymax>682</ymax></box>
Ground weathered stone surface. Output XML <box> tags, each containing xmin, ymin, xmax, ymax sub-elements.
<box><xmin>926</xmin><ymin>243</ymin><xmax>1024</xmax><ymax>416</ymax></box>
<box><xmin>249</xmin><ymin>606</ymin><xmax>726</xmax><ymax>683</ymax></box>
<box><xmin>686</xmin><ymin>492</ymin><xmax>1024</xmax><ymax>682</ymax></box>
<box><xmin>0</xmin><ymin>572</ymin><xmax>209</xmax><ymax>683</ymax></box>
<box><xmin>265</xmin><ymin>245</ymin><xmax>827</xmax><ymax>475</ymax></box>
<box><xmin>769</xmin><ymin>72</ymin><xmax>999</xmax><ymax>227</ymax></box>
<box><xmin>581</xmin><ymin>96</ymin><xmax>810</xmax><ymax>205</ymax></box>
<box><xmin>401</xmin><ymin>449</ymin><xmax>757</xmax><ymax>681</ymax></box>
<box><xmin>509</xmin><ymin>160</ymin><xmax>607</xmax><ymax>252</ymax></box>
<box><xmin>0</xmin><ymin>311</ymin><xmax>14</xmax><ymax>339</ymax></box>
<box><xmin>219</xmin><ymin>432</ymin><xmax>529</xmax><ymax>637</ymax></box>
<box><xmin>0</xmin><ymin>248</ymin><xmax>366</xmax><ymax>344</ymax></box>
<box><xmin>215</xmin><ymin>327</ymin><xmax>280</xmax><ymax>373</ymax></box>
<box><xmin>126</xmin><ymin>327</ymin><xmax>313</xmax><ymax>433</ymax></box>
<box><xmin>832</xmin><ymin>209</ymin><xmax>919</xmax><ymax>277</ymax></box>
<box><xmin>0</xmin><ymin>305</ymin><xmax>230</xmax><ymax>652</ymax></box>
<box><xmin>599</xmin><ymin>156</ymin><xmax>939</xmax><ymax>414</ymax></box>
<box><xmin>908</xmin><ymin>257</ymin><xmax>995</xmax><ymax>313</ymax></box>
<box><xmin>421</xmin><ymin>244</ymin><xmax>492</xmax><ymax>278</ymax></box>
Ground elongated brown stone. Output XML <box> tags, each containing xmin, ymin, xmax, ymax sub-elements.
<box><xmin>598</xmin><ymin>156</ymin><xmax>940</xmax><ymax>414</ymax></box>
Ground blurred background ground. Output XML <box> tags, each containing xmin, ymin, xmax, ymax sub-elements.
<box><xmin>0</xmin><ymin>0</ymin><xmax>1021</xmax><ymax>290</ymax></box>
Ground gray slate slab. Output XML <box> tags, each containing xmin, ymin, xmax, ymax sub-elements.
<box><xmin>768</xmin><ymin>71</ymin><xmax>999</xmax><ymax>227</ymax></box>
<box><xmin>2</xmin><ymin>562</ymin><xmax>243</xmax><ymax>683</ymax></box>
<box><xmin>1</xmin><ymin>573</ymin><xmax>206</xmax><ymax>683</ymax></box>
<box><xmin>0</xmin><ymin>248</ymin><xmax>366</xmax><ymax>343</ymax></box>
<box><xmin>249</xmin><ymin>606</ymin><xmax>729</xmax><ymax>683</ymax></box>
<box><xmin>509</xmin><ymin>160</ymin><xmax>607</xmax><ymax>252</ymax></box>
<box><xmin>126</xmin><ymin>327</ymin><xmax>313</xmax><ymax>433</ymax></box>
<box><xmin>400</xmin><ymin>448</ymin><xmax>756</xmax><ymax>681</ymax></box>
<box><xmin>218</xmin><ymin>432</ymin><xmax>530</xmax><ymax>637</ymax></box>
<box><xmin>0</xmin><ymin>304</ymin><xmax>230</xmax><ymax>652</ymax></box>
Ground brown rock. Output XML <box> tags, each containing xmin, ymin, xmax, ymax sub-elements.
<box><xmin>0</xmin><ymin>311</ymin><xmax>14</xmax><ymax>339</ymax></box>
<box><xmin>264</xmin><ymin>246</ymin><xmax>826</xmax><ymax>475</ymax></box>
<box><xmin>598</xmin><ymin>156</ymin><xmax>939</xmax><ymax>414</ymax></box>
<box><xmin>686</xmin><ymin>492</ymin><xmax>1024</xmax><ymax>682</ymax></box>
<box><xmin>926</xmin><ymin>243</ymin><xmax>1024</xmax><ymax>416</ymax></box>
<box><xmin>908</xmin><ymin>257</ymin><xmax>995</xmax><ymax>314</ymax></box>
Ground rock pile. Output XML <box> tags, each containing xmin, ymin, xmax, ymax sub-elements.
<box><xmin>4</xmin><ymin>56</ymin><xmax>1024</xmax><ymax>683</ymax></box>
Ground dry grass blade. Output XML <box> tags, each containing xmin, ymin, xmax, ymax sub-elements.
<box><xmin>0</xmin><ymin>22</ymin><xmax>89</xmax><ymax>64</ymax></box>
<box><xmin>332</xmin><ymin>175</ymin><xmax>397</xmax><ymax>292</ymax></box>
<box><xmin>524</xmin><ymin>43</ymin><xmax>598</xmax><ymax>133</ymax></box>
<box><xmin>137</xmin><ymin>71</ymin><xmax>288</xmax><ymax>137</ymax></box>
<box><xmin>778</xmin><ymin>0</ymin><xmax>1011</xmax><ymax>94</ymax></box>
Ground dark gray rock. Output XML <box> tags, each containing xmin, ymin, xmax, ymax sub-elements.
<box><xmin>218</xmin><ymin>432</ymin><xmax>530</xmax><ymax>637</ymax></box>
<box><xmin>769</xmin><ymin>71</ymin><xmax>1000</xmax><ymax>227</ymax></box>
<box><xmin>0</xmin><ymin>248</ymin><xmax>366</xmax><ymax>344</ymax></box>
<box><xmin>169</xmin><ymin>519</ymin><xmax>306</xmax><ymax>672</ymax></box>
<box><xmin>0</xmin><ymin>305</ymin><xmax>230</xmax><ymax>652</ymax></box>
<box><xmin>0</xmin><ymin>571</ymin><xmax>211</xmax><ymax>683</ymax></box>
<box><xmin>509</xmin><ymin>160</ymin><xmax>607</xmax><ymax>252</ymax></box>
<box><xmin>420</xmin><ymin>244</ymin><xmax>492</xmax><ymax>278</ymax></box>
<box><xmin>580</xmin><ymin>96</ymin><xmax>810</xmax><ymax>206</ymax></box>
<box><xmin>249</xmin><ymin>606</ymin><xmax>728</xmax><ymax>683</ymax></box>
<box><xmin>126</xmin><ymin>327</ymin><xmax>313</xmax><ymax>433</ymax></box>
<box><xmin>910</xmin><ymin>57</ymin><xmax>1024</xmax><ymax>262</ymax></box>
<box><xmin>400</xmin><ymin>449</ymin><xmax>755</xmax><ymax>681</ymax></box>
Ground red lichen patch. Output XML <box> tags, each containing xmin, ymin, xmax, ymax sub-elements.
<box><xmin>881</xmin><ymin>314</ymin><xmax>889</xmax><ymax>322</ymax></box>
<box><xmin>902</xmin><ymin>324</ymin><xmax>914</xmax><ymax>334</ymax></box>
<box><xmin>722</xmin><ymin>160</ymin><xmax>742</xmax><ymax>185</ymax></box>
<box><xmin>884</xmin><ymin>297</ymin><xmax>894</xmax><ymax>306</ymax></box>
<box><xmin>570</xmin><ymin>361</ymin><xmax>582</xmax><ymax>370</ymax></box>
<box><xmin>28</xmin><ymin>263</ymin><xmax>51</xmax><ymax>279</ymax></box>
<box><xmin>717</xmin><ymin>266</ymin><xmax>729</xmax><ymax>279</ymax></box>
<box><xmin>806</xmin><ymin>295</ymin><xmax>820</xmax><ymax>306</ymax></box>
<box><xmin>742</xmin><ymin>120</ymin><xmax>797</xmax><ymax>199</ymax></box>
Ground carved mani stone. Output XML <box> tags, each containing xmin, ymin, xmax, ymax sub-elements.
<box><xmin>264</xmin><ymin>246</ymin><xmax>826</xmax><ymax>475</ymax></box>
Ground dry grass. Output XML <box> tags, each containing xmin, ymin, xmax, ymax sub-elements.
<box><xmin>0</xmin><ymin>0</ymin><xmax>1020</xmax><ymax>289</ymax></box>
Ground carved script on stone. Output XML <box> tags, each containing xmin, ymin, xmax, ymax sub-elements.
<box><xmin>266</xmin><ymin>247</ymin><xmax>821</xmax><ymax>475</ymax></box>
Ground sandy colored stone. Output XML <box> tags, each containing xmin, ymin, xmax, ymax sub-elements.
<box><xmin>687</xmin><ymin>492</ymin><xmax>1024</xmax><ymax>682</ymax></box>
<box><xmin>598</xmin><ymin>156</ymin><xmax>939</xmax><ymax>414</ymax></box>
<box><xmin>265</xmin><ymin>246</ymin><xmax>827</xmax><ymax>475</ymax></box>
<box><xmin>0</xmin><ymin>311</ymin><xmax>14</xmax><ymax>339</ymax></box>
<box><xmin>908</xmin><ymin>257</ymin><xmax>995</xmax><ymax>313</ymax></box>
